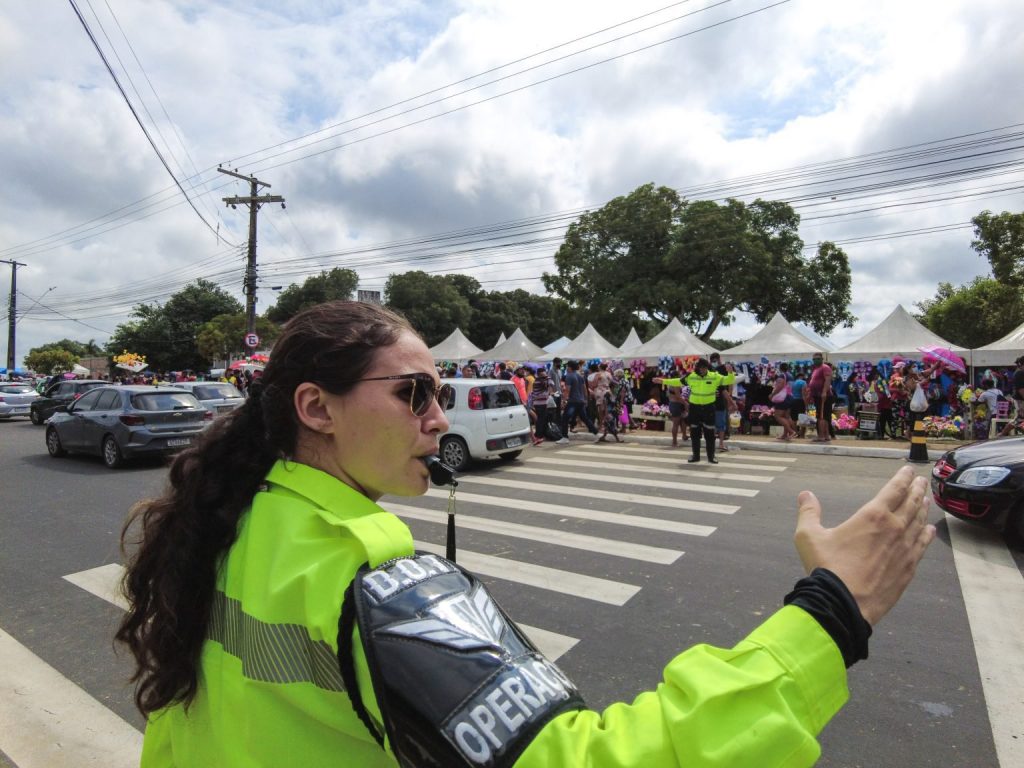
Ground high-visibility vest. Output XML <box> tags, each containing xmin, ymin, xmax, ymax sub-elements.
<box><xmin>662</xmin><ymin>371</ymin><xmax>735</xmax><ymax>406</ymax></box>
<box><xmin>141</xmin><ymin>460</ymin><xmax>413</xmax><ymax>767</ymax></box>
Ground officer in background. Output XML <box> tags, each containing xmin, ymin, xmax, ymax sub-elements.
<box><xmin>655</xmin><ymin>358</ymin><xmax>735</xmax><ymax>464</ymax></box>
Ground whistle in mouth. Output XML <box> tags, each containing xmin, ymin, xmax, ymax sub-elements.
<box><xmin>421</xmin><ymin>455</ymin><xmax>458</xmax><ymax>487</ymax></box>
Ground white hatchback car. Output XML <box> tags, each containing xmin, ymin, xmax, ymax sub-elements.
<box><xmin>439</xmin><ymin>378</ymin><xmax>531</xmax><ymax>471</ymax></box>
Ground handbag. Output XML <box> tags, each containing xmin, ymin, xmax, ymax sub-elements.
<box><xmin>797</xmin><ymin>413</ymin><xmax>816</xmax><ymax>427</ymax></box>
<box><xmin>910</xmin><ymin>384</ymin><xmax>929</xmax><ymax>412</ymax></box>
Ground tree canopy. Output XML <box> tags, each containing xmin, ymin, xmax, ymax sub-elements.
<box><xmin>25</xmin><ymin>338</ymin><xmax>103</xmax><ymax>359</ymax></box>
<box><xmin>543</xmin><ymin>183</ymin><xmax>856</xmax><ymax>340</ymax></box>
<box><xmin>23</xmin><ymin>348</ymin><xmax>78</xmax><ymax>375</ymax></box>
<box><xmin>196</xmin><ymin>313</ymin><xmax>280</xmax><ymax>363</ymax></box>
<box><xmin>264</xmin><ymin>268</ymin><xmax>359</xmax><ymax>324</ymax></box>
<box><xmin>105</xmin><ymin>279</ymin><xmax>242</xmax><ymax>371</ymax></box>
<box><xmin>972</xmin><ymin>210</ymin><xmax>1024</xmax><ymax>287</ymax></box>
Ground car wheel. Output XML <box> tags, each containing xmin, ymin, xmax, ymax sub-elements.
<box><xmin>30</xmin><ymin>409</ymin><xmax>43</xmax><ymax>425</ymax></box>
<box><xmin>440</xmin><ymin>435</ymin><xmax>471</xmax><ymax>472</ymax></box>
<box><xmin>102</xmin><ymin>435</ymin><xmax>124</xmax><ymax>469</ymax></box>
<box><xmin>46</xmin><ymin>427</ymin><xmax>67</xmax><ymax>457</ymax></box>
<box><xmin>499</xmin><ymin>450</ymin><xmax>523</xmax><ymax>462</ymax></box>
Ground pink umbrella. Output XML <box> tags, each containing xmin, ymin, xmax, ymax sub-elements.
<box><xmin>917</xmin><ymin>345</ymin><xmax>966</xmax><ymax>373</ymax></box>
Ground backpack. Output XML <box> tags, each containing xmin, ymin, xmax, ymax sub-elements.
<box><xmin>545</xmin><ymin>422</ymin><xmax>563</xmax><ymax>441</ymax></box>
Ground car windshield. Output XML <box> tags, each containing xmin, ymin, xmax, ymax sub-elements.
<box><xmin>192</xmin><ymin>384</ymin><xmax>242</xmax><ymax>400</ymax></box>
<box><xmin>0</xmin><ymin>385</ymin><xmax>34</xmax><ymax>394</ymax></box>
<box><xmin>131</xmin><ymin>392</ymin><xmax>202</xmax><ymax>411</ymax></box>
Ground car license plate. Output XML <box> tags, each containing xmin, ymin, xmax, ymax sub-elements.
<box><xmin>166</xmin><ymin>438</ymin><xmax>192</xmax><ymax>448</ymax></box>
<box><xmin>505</xmin><ymin>437</ymin><xmax>523</xmax><ymax>448</ymax></box>
<box><xmin>12</xmin><ymin>407</ymin><xmax>28</xmax><ymax>414</ymax></box>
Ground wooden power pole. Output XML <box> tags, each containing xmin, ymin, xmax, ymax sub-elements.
<box><xmin>218</xmin><ymin>168</ymin><xmax>284</xmax><ymax>341</ymax></box>
<box><xmin>1</xmin><ymin>259</ymin><xmax>27</xmax><ymax>371</ymax></box>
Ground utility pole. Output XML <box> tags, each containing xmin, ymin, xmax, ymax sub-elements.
<box><xmin>218</xmin><ymin>168</ymin><xmax>284</xmax><ymax>340</ymax></box>
<box><xmin>1</xmin><ymin>259</ymin><xmax>27</xmax><ymax>371</ymax></box>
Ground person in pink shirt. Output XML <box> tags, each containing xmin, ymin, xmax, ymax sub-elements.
<box><xmin>806</xmin><ymin>354</ymin><xmax>834</xmax><ymax>443</ymax></box>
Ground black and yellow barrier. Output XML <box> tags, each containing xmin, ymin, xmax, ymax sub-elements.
<box><xmin>907</xmin><ymin>419</ymin><xmax>929</xmax><ymax>463</ymax></box>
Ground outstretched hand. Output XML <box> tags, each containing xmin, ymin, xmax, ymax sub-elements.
<box><xmin>794</xmin><ymin>466</ymin><xmax>936</xmax><ymax>626</ymax></box>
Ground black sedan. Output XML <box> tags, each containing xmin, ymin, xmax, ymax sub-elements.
<box><xmin>45</xmin><ymin>385</ymin><xmax>212</xmax><ymax>468</ymax></box>
<box><xmin>932</xmin><ymin>437</ymin><xmax>1024</xmax><ymax>545</ymax></box>
<box><xmin>30</xmin><ymin>379</ymin><xmax>107</xmax><ymax>424</ymax></box>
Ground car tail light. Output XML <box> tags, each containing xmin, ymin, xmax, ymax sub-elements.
<box><xmin>932</xmin><ymin>459</ymin><xmax>954</xmax><ymax>479</ymax></box>
<box><xmin>468</xmin><ymin>387</ymin><xmax>483</xmax><ymax>410</ymax></box>
<box><xmin>73</xmin><ymin>393</ymin><xmax>83</xmax><ymax>400</ymax></box>
<box><xmin>0</xmin><ymin>396</ymin><xmax>5</xmax><ymax>402</ymax></box>
<box><xmin>119</xmin><ymin>415</ymin><xmax>145</xmax><ymax>426</ymax></box>
<box><xmin>203</xmin><ymin>410</ymin><xmax>214</xmax><ymax>421</ymax></box>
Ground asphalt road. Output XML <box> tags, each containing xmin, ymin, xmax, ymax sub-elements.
<box><xmin>1</xmin><ymin>416</ymin><xmax>1021</xmax><ymax>767</ymax></box>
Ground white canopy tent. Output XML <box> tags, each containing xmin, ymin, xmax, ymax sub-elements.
<box><xmin>829</xmin><ymin>305</ymin><xmax>968</xmax><ymax>361</ymax></box>
<box><xmin>619</xmin><ymin>318</ymin><xmax>717</xmax><ymax>360</ymax></box>
<box><xmin>480</xmin><ymin>328</ymin><xmax>548</xmax><ymax>362</ymax></box>
<box><xmin>792</xmin><ymin>323</ymin><xmax>836</xmax><ymax>352</ymax></box>
<box><xmin>428</xmin><ymin>328</ymin><xmax>483</xmax><ymax>362</ymax></box>
<box><xmin>617</xmin><ymin>327</ymin><xmax>643</xmax><ymax>354</ymax></box>
<box><xmin>972</xmin><ymin>321</ymin><xmax>1024</xmax><ymax>366</ymax></box>
<box><xmin>719</xmin><ymin>312</ymin><xmax>829</xmax><ymax>362</ymax></box>
<box><xmin>494</xmin><ymin>332</ymin><xmax>507</xmax><ymax>347</ymax></box>
<box><xmin>543</xmin><ymin>336</ymin><xmax>572</xmax><ymax>355</ymax></box>
<box><xmin>540</xmin><ymin>323</ymin><xmax>621</xmax><ymax>361</ymax></box>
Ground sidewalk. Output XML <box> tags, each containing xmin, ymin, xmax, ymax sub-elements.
<box><xmin>561</xmin><ymin>427</ymin><xmax>959</xmax><ymax>461</ymax></box>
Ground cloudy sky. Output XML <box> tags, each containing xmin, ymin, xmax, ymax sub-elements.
<box><xmin>1</xmin><ymin>0</ymin><xmax>1022</xmax><ymax>366</ymax></box>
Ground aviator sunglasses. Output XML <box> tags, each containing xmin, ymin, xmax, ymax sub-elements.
<box><xmin>340</xmin><ymin>372</ymin><xmax>453</xmax><ymax>416</ymax></box>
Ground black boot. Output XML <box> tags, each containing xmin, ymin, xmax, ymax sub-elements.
<box><xmin>705</xmin><ymin>427</ymin><xmax>718</xmax><ymax>464</ymax></box>
<box><xmin>688</xmin><ymin>455</ymin><xmax>700</xmax><ymax>463</ymax></box>
<box><xmin>689</xmin><ymin>428</ymin><xmax>701</xmax><ymax>462</ymax></box>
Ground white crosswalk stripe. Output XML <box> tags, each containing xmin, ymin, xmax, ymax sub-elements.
<box><xmin>496</xmin><ymin>464</ymin><xmax>760</xmax><ymax>497</ymax></box>
<box><xmin>461</xmin><ymin>475</ymin><xmax>739</xmax><ymax>514</ymax></box>
<box><xmin>424</xmin><ymin>488</ymin><xmax>717</xmax><ymax>536</ymax></box>
<box><xmin>574</xmin><ymin>444</ymin><xmax>786</xmax><ymax>472</ymax></box>
<box><xmin>385</xmin><ymin>502</ymin><xmax>684</xmax><ymax>564</ymax></box>
<box><xmin>531</xmin><ymin>455</ymin><xmax>774</xmax><ymax>483</ymax></box>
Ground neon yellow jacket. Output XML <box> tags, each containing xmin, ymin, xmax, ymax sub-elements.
<box><xmin>141</xmin><ymin>460</ymin><xmax>848</xmax><ymax>767</ymax></box>
<box><xmin>662</xmin><ymin>372</ymin><xmax>735</xmax><ymax>406</ymax></box>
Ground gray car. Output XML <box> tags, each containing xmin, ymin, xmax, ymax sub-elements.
<box><xmin>45</xmin><ymin>385</ymin><xmax>212</xmax><ymax>468</ymax></box>
<box><xmin>168</xmin><ymin>381</ymin><xmax>245</xmax><ymax>415</ymax></box>
<box><xmin>0</xmin><ymin>384</ymin><xmax>40</xmax><ymax>419</ymax></box>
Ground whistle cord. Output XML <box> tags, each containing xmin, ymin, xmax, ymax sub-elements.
<box><xmin>445</xmin><ymin>485</ymin><xmax>457</xmax><ymax>563</ymax></box>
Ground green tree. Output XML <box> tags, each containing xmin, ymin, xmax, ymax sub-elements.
<box><xmin>106</xmin><ymin>280</ymin><xmax>242</xmax><ymax>371</ymax></box>
<box><xmin>972</xmin><ymin>210</ymin><xmax>1024</xmax><ymax>286</ymax></box>
<box><xmin>24</xmin><ymin>348</ymin><xmax>78</xmax><ymax>375</ymax></box>
<box><xmin>543</xmin><ymin>183</ymin><xmax>684</xmax><ymax>337</ymax></box>
<box><xmin>27</xmin><ymin>338</ymin><xmax>102</xmax><ymax>358</ymax></box>
<box><xmin>264</xmin><ymin>268</ymin><xmax>359</xmax><ymax>324</ymax></box>
<box><xmin>916</xmin><ymin>277</ymin><xmax>1024</xmax><ymax>348</ymax></box>
<box><xmin>384</xmin><ymin>272</ymin><xmax>473</xmax><ymax>346</ymax></box>
<box><xmin>196</xmin><ymin>313</ymin><xmax>280</xmax><ymax>363</ymax></box>
<box><xmin>544</xmin><ymin>185</ymin><xmax>856</xmax><ymax>340</ymax></box>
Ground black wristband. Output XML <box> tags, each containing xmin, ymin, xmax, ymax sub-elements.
<box><xmin>784</xmin><ymin>567</ymin><xmax>872</xmax><ymax>668</ymax></box>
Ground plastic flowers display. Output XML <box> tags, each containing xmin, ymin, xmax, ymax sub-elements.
<box><xmin>640</xmin><ymin>399</ymin><xmax>671</xmax><ymax>416</ymax></box>
<box><xmin>921</xmin><ymin>415</ymin><xmax>965</xmax><ymax>438</ymax></box>
<box><xmin>112</xmin><ymin>350</ymin><xmax>147</xmax><ymax>373</ymax></box>
<box><xmin>831</xmin><ymin>413</ymin><xmax>859</xmax><ymax>431</ymax></box>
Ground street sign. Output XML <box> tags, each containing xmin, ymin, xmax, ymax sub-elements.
<box><xmin>244</xmin><ymin>333</ymin><xmax>260</xmax><ymax>348</ymax></box>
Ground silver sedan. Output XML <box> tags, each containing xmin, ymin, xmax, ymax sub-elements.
<box><xmin>0</xmin><ymin>384</ymin><xmax>39</xmax><ymax>419</ymax></box>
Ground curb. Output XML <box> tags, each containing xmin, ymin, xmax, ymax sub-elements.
<box><xmin>562</xmin><ymin>430</ymin><xmax>946</xmax><ymax>461</ymax></box>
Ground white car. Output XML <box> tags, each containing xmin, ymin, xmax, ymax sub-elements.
<box><xmin>439</xmin><ymin>378</ymin><xmax>531</xmax><ymax>471</ymax></box>
<box><xmin>169</xmin><ymin>381</ymin><xmax>245</xmax><ymax>416</ymax></box>
<box><xmin>0</xmin><ymin>383</ymin><xmax>39</xmax><ymax>419</ymax></box>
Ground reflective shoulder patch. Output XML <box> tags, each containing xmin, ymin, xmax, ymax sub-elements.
<box><xmin>350</xmin><ymin>553</ymin><xmax>585</xmax><ymax>767</ymax></box>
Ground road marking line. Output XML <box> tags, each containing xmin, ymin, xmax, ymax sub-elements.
<box><xmin>64</xmin><ymin>563</ymin><xmax>579</xmax><ymax>662</ymax></box>
<box><xmin>64</xmin><ymin>563</ymin><xmax>127</xmax><ymax>610</ymax></box>
<box><xmin>425</xmin><ymin>488</ymin><xmax>716</xmax><ymax>536</ymax></box>
<box><xmin>385</xmin><ymin>502</ymin><xmax>683</xmax><ymax>564</ymax></box>
<box><xmin>463</xmin><ymin>475</ymin><xmax>739</xmax><ymax>515</ymax></box>
<box><xmin>574</xmin><ymin>446</ymin><xmax>784</xmax><ymax>472</ymax></box>
<box><xmin>531</xmin><ymin>456</ymin><xmax>773</xmax><ymax>483</ymax></box>
<box><xmin>412</xmin><ymin>539</ymin><xmax>639</xmax><ymax>606</ymax></box>
<box><xmin>946</xmin><ymin>516</ymin><xmax>1024</xmax><ymax>767</ymax></box>
<box><xmin>497</xmin><ymin>465</ymin><xmax>758</xmax><ymax>497</ymax></box>
<box><xmin>0</xmin><ymin>627</ymin><xmax>142</xmax><ymax>768</ymax></box>
<box><xmin>581</xmin><ymin>443</ymin><xmax>797</xmax><ymax>462</ymax></box>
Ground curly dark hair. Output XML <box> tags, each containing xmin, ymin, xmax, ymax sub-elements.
<box><xmin>115</xmin><ymin>301</ymin><xmax>414</xmax><ymax>715</ymax></box>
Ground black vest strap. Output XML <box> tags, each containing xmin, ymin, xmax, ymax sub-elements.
<box><xmin>341</xmin><ymin>552</ymin><xmax>585</xmax><ymax>767</ymax></box>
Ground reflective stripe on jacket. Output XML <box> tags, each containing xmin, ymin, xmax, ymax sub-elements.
<box><xmin>662</xmin><ymin>371</ymin><xmax>736</xmax><ymax>406</ymax></box>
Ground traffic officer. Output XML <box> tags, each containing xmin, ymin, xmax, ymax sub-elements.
<box><xmin>655</xmin><ymin>359</ymin><xmax>735</xmax><ymax>463</ymax></box>
<box><xmin>117</xmin><ymin>301</ymin><xmax>935</xmax><ymax>767</ymax></box>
